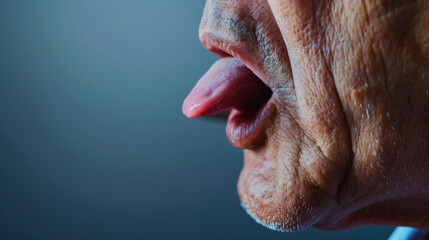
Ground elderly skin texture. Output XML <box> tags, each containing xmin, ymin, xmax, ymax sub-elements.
<box><xmin>198</xmin><ymin>0</ymin><xmax>429</xmax><ymax>231</ymax></box>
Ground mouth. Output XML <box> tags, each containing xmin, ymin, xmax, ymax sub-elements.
<box><xmin>182</xmin><ymin>57</ymin><xmax>275</xmax><ymax>149</ymax></box>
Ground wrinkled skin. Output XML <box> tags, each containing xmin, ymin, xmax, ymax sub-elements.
<box><xmin>198</xmin><ymin>0</ymin><xmax>429</xmax><ymax>231</ymax></box>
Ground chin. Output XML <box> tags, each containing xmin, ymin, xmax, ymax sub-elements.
<box><xmin>236</xmin><ymin>148</ymin><xmax>339</xmax><ymax>232</ymax></box>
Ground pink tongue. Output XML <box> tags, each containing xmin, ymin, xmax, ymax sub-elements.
<box><xmin>183</xmin><ymin>57</ymin><xmax>271</xmax><ymax>118</ymax></box>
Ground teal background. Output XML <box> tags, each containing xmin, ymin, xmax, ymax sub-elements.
<box><xmin>0</xmin><ymin>1</ymin><xmax>395</xmax><ymax>239</ymax></box>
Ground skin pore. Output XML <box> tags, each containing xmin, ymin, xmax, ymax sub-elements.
<box><xmin>198</xmin><ymin>0</ymin><xmax>429</xmax><ymax>231</ymax></box>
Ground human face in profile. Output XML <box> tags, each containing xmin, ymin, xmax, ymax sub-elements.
<box><xmin>184</xmin><ymin>0</ymin><xmax>429</xmax><ymax>231</ymax></box>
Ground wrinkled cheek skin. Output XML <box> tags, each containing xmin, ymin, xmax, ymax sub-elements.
<box><xmin>201</xmin><ymin>0</ymin><xmax>352</xmax><ymax>231</ymax></box>
<box><xmin>241</xmin><ymin>0</ymin><xmax>429</xmax><ymax>231</ymax></box>
<box><xmin>232</xmin><ymin>0</ymin><xmax>352</xmax><ymax>231</ymax></box>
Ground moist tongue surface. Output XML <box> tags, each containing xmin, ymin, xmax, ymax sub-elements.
<box><xmin>183</xmin><ymin>57</ymin><xmax>271</xmax><ymax>118</ymax></box>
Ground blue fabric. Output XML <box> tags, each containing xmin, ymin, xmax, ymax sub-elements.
<box><xmin>389</xmin><ymin>227</ymin><xmax>429</xmax><ymax>240</ymax></box>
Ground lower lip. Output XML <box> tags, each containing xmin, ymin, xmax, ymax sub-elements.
<box><xmin>226</xmin><ymin>97</ymin><xmax>276</xmax><ymax>149</ymax></box>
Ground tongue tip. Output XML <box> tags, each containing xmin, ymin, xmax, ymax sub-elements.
<box><xmin>182</xmin><ymin>57</ymin><xmax>259</xmax><ymax>119</ymax></box>
<box><xmin>182</xmin><ymin>96</ymin><xmax>203</xmax><ymax>118</ymax></box>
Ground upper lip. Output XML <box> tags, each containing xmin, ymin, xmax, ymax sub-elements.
<box><xmin>198</xmin><ymin>31</ymin><xmax>272</xmax><ymax>89</ymax></box>
<box><xmin>199</xmin><ymin>31</ymin><xmax>234</xmax><ymax>58</ymax></box>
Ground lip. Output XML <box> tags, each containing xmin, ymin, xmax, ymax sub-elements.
<box><xmin>199</xmin><ymin>32</ymin><xmax>274</xmax><ymax>89</ymax></box>
<box><xmin>226</xmin><ymin>98</ymin><xmax>276</xmax><ymax>149</ymax></box>
<box><xmin>184</xmin><ymin>33</ymin><xmax>277</xmax><ymax>149</ymax></box>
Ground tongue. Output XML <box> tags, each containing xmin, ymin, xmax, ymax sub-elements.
<box><xmin>183</xmin><ymin>57</ymin><xmax>271</xmax><ymax>118</ymax></box>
